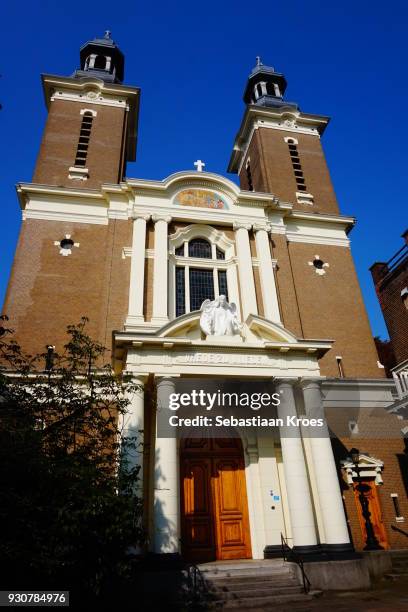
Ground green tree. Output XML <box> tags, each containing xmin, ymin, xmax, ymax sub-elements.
<box><xmin>0</xmin><ymin>317</ymin><xmax>144</xmax><ymax>605</ymax></box>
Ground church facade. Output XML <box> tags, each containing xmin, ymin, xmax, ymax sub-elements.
<box><xmin>4</xmin><ymin>34</ymin><xmax>408</xmax><ymax>563</ymax></box>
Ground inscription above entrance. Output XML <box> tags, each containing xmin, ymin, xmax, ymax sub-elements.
<box><xmin>174</xmin><ymin>189</ymin><xmax>228</xmax><ymax>210</ymax></box>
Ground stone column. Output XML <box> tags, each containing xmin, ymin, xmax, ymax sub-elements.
<box><xmin>126</xmin><ymin>214</ymin><xmax>150</xmax><ymax>327</ymax></box>
<box><xmin>119</xmin><ymin>375</ymin><xmax>147</xmax><ymax>495</ymax></box>
<box><xmin>301</xmin><ymin>379</ymin><xmax>351</xmax><ymax>550</ymax></box>
<box><xmin>276</xmin><ymin>379</ymin><xmax>318</xmax><ymax>552</ymax></box>
<box><xmin>253</xmin><ymin>223</ymin><xmax>281</xmax><ymax>323</ymax></box>
<box><xmin>233</xmin><ymin>221</ymin><xmax>258</xmax><ymax>320</ymax></box>
<box><xmin>152</xmin><ymin>215</ymin><xmax>171</xmax><ymax>325</ymax></box>
<box><xmin>246</xmin><ymin>437</ymin><xmax>267</xmax><ymax>559</ymax></box>
<box><xmin>153</xmin><ymin>376</ymin><xmax>180</xmax><ymax>553</ymax></box>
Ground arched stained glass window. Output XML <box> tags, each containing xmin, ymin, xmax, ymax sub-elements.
<box><xmin>188</xmin><ymin>238</ymin><xmax>212</xmax><ymax>258</ymax></box>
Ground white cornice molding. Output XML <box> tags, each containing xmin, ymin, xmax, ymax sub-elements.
<box><xmin>22</xmin><ymin>209</ymin><xmax>109</xmax><ymax>225</ymax></box>
<box><xmin>51</xmin><ymin>89</ymin><xmax>129</xmax><ymax>110</ymax></box>
<box><xmin>286</xmin><ymin>233</ymin><xmax>350</xmax><ymax>247</ymax></box>
<box><xmin>125</xmin><ymin>171</ymin><xmax>289</xmax><ymax>211</ymax></box>
<box><xmin>16</xmin><ymin>182</ymin><xmax>356</xmax><ymax>248</ymax></box>
<box><xmin>289</xmin><ymin>211</ymin><xmax>355</xmax><ymax>227</ymax></box>
<box><xmin>42</xmin><ymin>74</ymin><xmax>140</xmax><ymax>109</ymax></box>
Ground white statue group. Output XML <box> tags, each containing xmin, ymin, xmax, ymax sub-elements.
<box><xmin>200</xmin><ymin>295</ymin><xmax>242</xmax><ymax>337</ymax></box>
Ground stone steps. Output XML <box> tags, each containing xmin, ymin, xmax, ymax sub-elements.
<box><xmin>209</xmin><ymin>577</ymin><xmax>299</xmax><ymax>589</ymax></box>
<box><xmin>215</xmin><ymin>592</ymin><xmax>316</xmax><ymax>609</ymax></box>
<box><xmin>390</xmin><ymin>550</ymin><xmax>408</xmax><ymax>577</ymax></box>
<box><xmin>198</xmin><ymin>561</ymin><xmax>294</xmax><ymax>579</ymax></box>
<box><xmin>196</xmin><ymin>559</ymin><xmax>318</xmax><ymax>609</ymax></box>
<box><xmin>384</xmin><ymin>572</ymin><xmax>408</xmax><ymax>581</ymax></box>
<box><xmin>209</xmin><ymin>584</ymin><xmax>304</xmax><ymax>600</ymax></box>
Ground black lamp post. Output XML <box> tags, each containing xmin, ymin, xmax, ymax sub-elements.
<box><xmin>349</xmin><ymin>448</ymin><xmax>383</xmax><ymax>551</ymax></box>
<box><xmin>45</xmin><ymin>345</ymin><xmax>55</xmax><ymax>372</ymax></box>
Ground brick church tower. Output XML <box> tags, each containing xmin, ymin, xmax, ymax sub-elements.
<box><xmin>228</xmin><ymin>58</ymin><xmax>381</xmax><ymax>378</ymax></box>
<box><xmin>3</xmin><ymin>32</ymin><xmax>140</xmax><ymax>352</ymax></box>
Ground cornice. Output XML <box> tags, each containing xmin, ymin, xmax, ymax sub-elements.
<box><xmin>113</xmin><ymin>331</ymin><xmax>333</xmax><ymax>355</ymax></box>
<box><xmin>125</xmin><ymin>171</ymin><xmax>288</xmax><ymax>210</ymax></box>
<box><xmin>289</xmin><ymin>210</ymin><xmax>355</xmax><ymax>227</ymax></box>
<box><xmin>16</xmin><ymin>181</ymin><xmax>356</xmax><ymax>246</ymax></box>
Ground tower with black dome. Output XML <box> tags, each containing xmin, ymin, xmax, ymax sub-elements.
<box><xmin>33</xmin><ymin>32</ymin><xmax>140</xmax><ymax>189</ymax></box>
<box><xmin>74</xmin><ymin>31</ymin><xmax>125</xmax><ymax>83</ymax></box>
<box><xmin>229</xmin><ymin>58</ymin><xmax>338</xmax><ymax>214</ymax></box>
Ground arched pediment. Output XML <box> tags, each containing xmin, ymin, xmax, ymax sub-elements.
<box><xmin>163</xmin><ymin>171</ymin><xmax>240</xmax><ymax>203</ymax></box>
<box><xmin>157</xmin><ymin>310</ymin><xmax>301</xmax><ymax>348</ymax></box>
<box><xmin>244</xmin><ymin>314</ymin><xmax>298</xmax><ymax>343</ymax></box>
<box><xmin>169</xmin><ymin>224</ymin><xmax>235</xmax><ymax>258</ymax></box>
<box><xmin>158</xmin><ymin>311</ymin><xmax>202</xmax><ymax>340</ymax></box>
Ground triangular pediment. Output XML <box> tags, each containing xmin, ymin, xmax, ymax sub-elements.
<box><xmin>341</xmin><ymin>454</ymin><xmax>384</xmax><ymax>470</ymax></box>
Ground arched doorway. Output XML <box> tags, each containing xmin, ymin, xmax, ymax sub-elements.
<box><xmin>180</xmin><ymin>436</ymin><xmax>252</xmax><ymax>562</ymax></box>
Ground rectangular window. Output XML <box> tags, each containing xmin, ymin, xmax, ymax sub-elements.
<box><xmin>218</xmin><ymin>270</ymin><xmax>229</xmax><ymax>301</ymax></box>
<box><xmin>391</xmin><ymin>494</ymin><xmax>404</xmax><ymax>521</ymax></box>
<box><xmin>189</xmin><ymin>268</ymin><xmax>215</xmax><ymax>312</ymax></box>
<box><xmin>175</xmin><ymin>267</ymin><xmax>185</xmax><ymax>317</ymax></box>
<box><xmin>74</xmin><ymin>112</ymin><xmax>94</xmax><ymax>168</ymax></box>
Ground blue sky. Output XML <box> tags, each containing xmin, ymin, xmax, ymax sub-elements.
<box><xmin>1</xmin><ymin>1</ymin><xmax>407</xmax><ymax>338</ymax></box>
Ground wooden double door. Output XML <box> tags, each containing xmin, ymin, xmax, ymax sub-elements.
<box><xmin>180</xmin><ymin>437</ymin><xmax>252</xmax><ymax>562</ymax></box>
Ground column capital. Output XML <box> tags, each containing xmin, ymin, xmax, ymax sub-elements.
<box><xmin>233</xmin><ymin>221</ymin><xmax>252</xmax><ymax>231</ymax></box>
<box><xmin>152</xmin><ymin>214</ymin><xmax>172</xmax><ymax>224</ymax></box>
<box><xmin>124</xmin><ymin>373</ymin><xmax>149</xmax><ymax>386</ymax></box>
<box><xmin>253</xmin><ymin>222</ymin><xmax>271</xmax><ymax>233</ymax></box>
<box><xmin>155</xmin><ymin>374</ymin><xmax>180</xmax><ymax>385</ymax></box>
<box><xmin>274</xmin><ymin>377</ymin><xmax>298</xmax><ymax>388</ymax></box>
<box><xmin>299</xmin><ymin>378</ymin><xmax>323</xmax><ymax>391</ymax></box>
<box><xmin>131</xmin><ymin>212</ymin><xmax>150</xmax><ymax>222</ymax></box>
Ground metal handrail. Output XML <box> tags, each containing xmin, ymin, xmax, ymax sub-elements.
<box><xmin>387</xmin><ymin>243</ymin><xmax>408</xmax><ymax>271</ymax></box>
<box><xmin>184</xmin><ymin>561</ymin><xmax>209</xmax><ymax>607</ymax></box>
<box><xmin>391</xmin><ymin>524</ymin><xmax>408</xmax><ymax>538</ymax></box>
<box><xmin>281</xmin><ymin>533</ymin><xmax>311</xmax><ymax>594</ymax></box>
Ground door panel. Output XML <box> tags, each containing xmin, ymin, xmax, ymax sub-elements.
<box><xmin>180</xmin><ymin>438</ymin><xmax>252</xmax><ymax>562</ymax></box>
<box><xmin>353</xmin><ymin>480</ymin><xmax>389</xmax><ymax>549</ymax></box>
<box><xmin>181</xmin><ymin>457</ymin><xmax>215</xmax><ymax>562</ymax></box>
<box><xmin>213</xmin><ymin>457</ymin><xmax>252</xmax><ymax>560</ymax></box>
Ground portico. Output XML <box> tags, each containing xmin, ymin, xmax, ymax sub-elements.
<box><xmin>114</xmin><ymin>312</ymin><xmax>353</xmax><ymax>561</ymax></box>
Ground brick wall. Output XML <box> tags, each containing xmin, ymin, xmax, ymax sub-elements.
<box><xmin>2</xmin><ymin>218</ymin><xmax>131</xmax><ymax>357</ymax></box>
<box><xmin>271</xmin><ymin>236</ymin><xmax>382</xmax><ymax>377</ymax></box>
<box><xmin>332</xmin><ymin>436</ymin><xmax>408</xmax><ymax>551</ymax></box>
<box><xmin>371</xmin><ymin>257</ymin><xmax>408</xmax><ymax>366</ymax></box>
<box><xmin>33</xmin><ymin>99</ymin><xmax>126</xmax><ymax>189</ymax></box>
<box><xmin>239</xmin><ymin>128</ymin><xmax>339</xmax><ymax>214</ymax></box>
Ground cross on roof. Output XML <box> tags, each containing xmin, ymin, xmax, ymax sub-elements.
<box><xmin>194</xmin><ymin>159</ymin><xmax>206</xmax><ymax>172</ymax></box>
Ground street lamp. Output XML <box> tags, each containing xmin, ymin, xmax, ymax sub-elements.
<box><xmin>349</xmin><ymin>447</ymin><xmax>383</xmax><ymax>551</ymax></box>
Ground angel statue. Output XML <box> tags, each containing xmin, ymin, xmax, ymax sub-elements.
<box><xmin>200</xmin><ymin>295</ymin><xmax>243</xmax><ymax>337</ymax></box>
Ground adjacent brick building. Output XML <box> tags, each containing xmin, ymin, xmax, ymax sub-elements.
<box><xmin>371</xmin><ymin>230</ymin><xmax>408</xmax><ymax>370</ymax></box>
